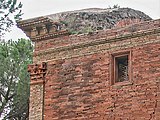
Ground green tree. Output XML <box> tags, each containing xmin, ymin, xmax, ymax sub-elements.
<box><xmin>0</xmin><ymin>38</ymin><xmax>33</xmax><ymax>119</ymax></box>
<box><xmin>0</xmin><ymin>0</ymin><xmax>23</xmax><ymax>37</ymax></box>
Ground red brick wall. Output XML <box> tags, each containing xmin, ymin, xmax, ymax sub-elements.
<box><xmin>43</xmin><ymin>41</ymin><xmax>160</xmax><ymax>120</ymax></box>
<box><xmin>27</xmin><ymin>19</ymin><xmax>160</xmax><ymax>120</ymax></box>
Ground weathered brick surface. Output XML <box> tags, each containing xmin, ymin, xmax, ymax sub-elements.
<box><xmin>29</xmin><ymin>84</ymin><xmax>44</xmax><ymax>120</ymax></box>
<box><xmin>28</xmin><ymin>63</ymin><xmax>47</xmax><ymax>120</ymax></box>
<box><xmin>43</xmin><ymin>42</ymin><xmax>160</xmax><ymax>120</ymax></box>
<box><xmin>34</xmin><ymin>19</ymin><xmax>160</xmax><ymax>52</ymax></box>
<box><xmin>25</xmin><ymin>19</ymin><xmax>160</xmax><ymax>119</ymax></box>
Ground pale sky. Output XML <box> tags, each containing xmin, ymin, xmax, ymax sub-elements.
<box><xmin>4</xmin><ymin>0</ymin><xmax>160</xmax><ymax>40</ymax></box>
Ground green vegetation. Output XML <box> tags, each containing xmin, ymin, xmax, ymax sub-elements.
<box><xmin>0</xmin><ymin>0</ymin><xmax>23</xmax><ymax>37</ymax></box>
<box><xmin>0</xmin><ymin>1</ymin><xmax>32</xmax><ymax>119</ymax></box>
<box><xmin>0</xmin><ymin>39</ymin><xmax>33</xmax><ymax>119</ymax></box>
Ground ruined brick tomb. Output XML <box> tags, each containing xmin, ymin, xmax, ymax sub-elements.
<box><xmin>17</xmin><ymin>8</ymin><xmax>160</xmax><ymax>120</ymax></box>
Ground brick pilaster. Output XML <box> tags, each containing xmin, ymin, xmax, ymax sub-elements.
<box><xmin>28</xmin><ymin>62</ymin><xmax>47</xmax><ymax>120</ymax></box>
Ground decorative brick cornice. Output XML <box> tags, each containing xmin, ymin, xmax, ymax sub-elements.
<box><xmin>17</xmin><ymin>17</ymin><xmax>52</xmax><ymax>28</ymax></box>
<box><xmin>17</xmin><ymin>17</ymin><xmax>69</xmax><ymax>41</ymax></box>
<box><xmin>34</xmin><ymin>27</ymin><xmax>160</xmax><ymax>58</ymax></box>
<box><xmin>31</xmin><ymin>30</ymin><xmax>69</xmax><ymax>41</ymax></box>
<box><xmin>32</xmin><ymin>28</ymin><xmax>160</xmax><ymax>62</ymax></box>
<box><xmin>28</xmin><ymin>62</ymin><xmax>47</xmax><ymax>85</ymax></box>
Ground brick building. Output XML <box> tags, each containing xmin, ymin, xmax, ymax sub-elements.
<box><xmin>18</xmin><ymin>9</ymin><xmax>160</xmax><ymax>120</ymax></box>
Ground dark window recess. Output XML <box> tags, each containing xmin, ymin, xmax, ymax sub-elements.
<box><xmin>115</xmin><ymin>55</ymin><xmax>129</xmax><ymax>82</ymax></box>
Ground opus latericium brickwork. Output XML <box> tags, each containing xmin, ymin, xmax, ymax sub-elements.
<box><xmin>17</xmin><ymin>8</ymin><xmax>160</xmax><ymax>120</ymax></box>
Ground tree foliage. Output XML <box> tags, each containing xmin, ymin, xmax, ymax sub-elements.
<box><xmin>0</xmin><ymin>0</ymin><xmax>23</xmax><ymax>37</ymax></box>
<box><xmin>0</xmin><ymin>38</ymin><xmax>33</xmax><ymax>119</ymax></box>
